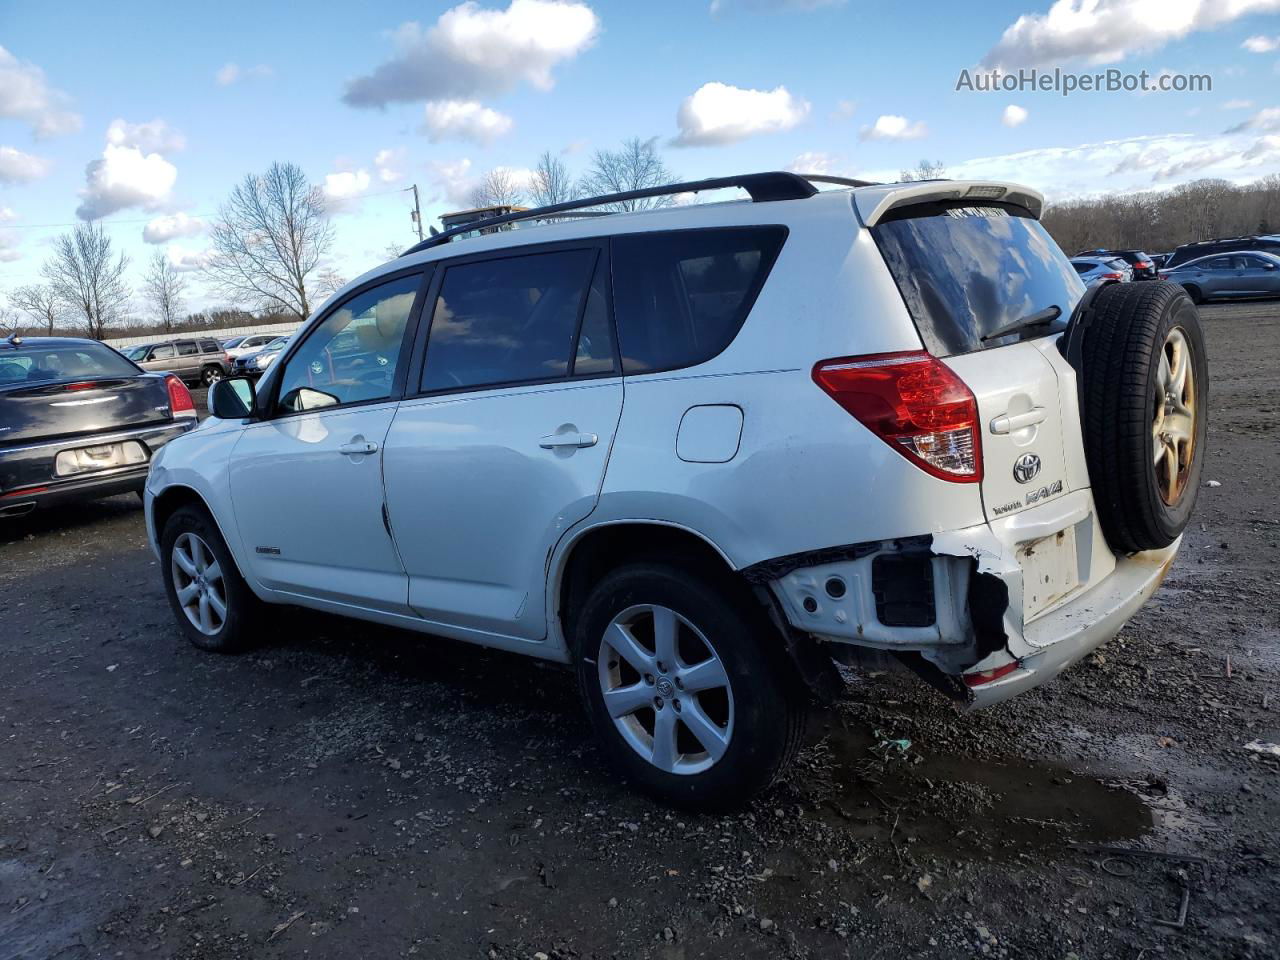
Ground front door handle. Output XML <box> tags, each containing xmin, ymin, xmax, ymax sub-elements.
<box><xmin>338</xmin><ymin>440</ymin><xmax>379</xmax><ymax>456</ymax></box>
<box><xmin>990</xmin><ymin>407</ymin><xmax>1047</xmax><ymax>435</ymax></box>
<box><xmin>539</xmin><ymin>432</ymin><xmax>598</xmax><ymax>450</ymax></box>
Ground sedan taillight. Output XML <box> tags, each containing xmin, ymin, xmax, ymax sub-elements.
<box><xmin>166</xmin><ymin>374</ymin><xmax>197</xmax><ymax>418</ymax></box>
<box><xmin>812</xmin><ymin>351</ymin><xmax>982</xmax><ymax>482</ymax></box>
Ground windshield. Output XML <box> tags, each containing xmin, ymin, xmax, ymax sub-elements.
<box><xmin>0</xmin><ymin>342</ymin><xmax>141</xmax><ymax>386</ymax></box>
<box><xmin>871</xmin><ymin>200</ymin><xmax>1085</xmax><ymax>356</ymax></box>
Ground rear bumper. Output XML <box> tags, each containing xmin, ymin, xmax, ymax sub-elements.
<box><xmin>0</xmin><ymin>419</ymin><xmax>195</xmax><ymax>514</ymax></box>
<box><xmin>965</xmin><ymin>539</ymin><xmax>1178</xmax><ymax>708</ymax></box>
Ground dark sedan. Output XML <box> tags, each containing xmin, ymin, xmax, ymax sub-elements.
<box><xmin>0</xmin><ymin>336</ymin><xmax>197</xmax><ymax>517</ymax></box>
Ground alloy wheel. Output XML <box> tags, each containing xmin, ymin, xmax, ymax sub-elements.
<box><xmin>597</xmin><ymin>604</ymin><xmax>734</xmax><ymax>775</ymax></box>
<box><xmin>1152</xmin><ymin>326</ymin><xmax>1197</xmax><ymax>505</ymax></box>
<box><xmin>170</xmin><ymin>532</ymin><xmax>228</xmax><ymax>636</ymax></box>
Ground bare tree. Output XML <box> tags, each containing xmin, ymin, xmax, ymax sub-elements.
<box><xmin>9</xmin><ymin>283</ymin><xmax>60</xmax><ymax>334</ymax></box>
<box><xmin>315</xmin><ymin>268</ymin><xmax>348</xmax><ymax>298</ymax></box>
<box><xmin>579</xmin><ymin>137</ymin><xmax>677</xmax><ymax>211</ymax></box>
<box><xmin>41</xmin><ymin>222</ymin><xmax>131</xmax><ymax>340</ymax></box>
<box><xmin>206</xmin><ymin>162</ymin><xmax>334</xmax><ymax>320</ymax></box>
<box><xmin>468</xmin><ymin>168</ymin><xmax>526</xmax><ymax>208</ymax></box>
<box><xmin>898</xmin><ymin>159</ymin><xmax>946</xmax><ymax>182</ymax></box>
<box><xmin>142</xmin><ymin>251</ymin><xmax>188</xmax><ymax>333</ymax></box>
<box><xmin>530</xmin><ymin>151</ymin><xmax>578</xmax><ymax>207</ymax></box>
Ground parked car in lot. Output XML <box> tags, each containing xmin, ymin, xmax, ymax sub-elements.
<box><xmin>1075</xmin><ymin>248</ymin><xmax>1157</xmax><ymax>280</ymax></box>
<box><xmin>1160</xmin><ymin>251</ymin><xmax>1280</xmax><ymax>303</ymax></box>
<box><xmin>145</xmin><ymin>172</ymin><xmax>1207</xmax><ymax>809</ymax></box>
<box><xmin>1070</xmin><ymin>256</ymin><xmax>1132</xmax><ymax>283</ymax></box>
<box><xmin>230</xmin><ymin>337</ymin><xmax>288</xmax><ymax>377</ymax></box>
<box><xmin>1162</xmin><ymin>234</ymin><xmax>1280</xmax><ymax>270</ymax></box>
<box><xmin>0</xmin><ymin>336</ymin><xmax>197</xmax><ymax>517</ymax></box>
<box><xmin>224</xmin><ymin>333</ymin><xmax>290</xmax><ymax>360</ymax></box>
<box><xmin>124</xmin><ymin>338</ymin><xmax>231</xmax><ymax>387</ymax></box>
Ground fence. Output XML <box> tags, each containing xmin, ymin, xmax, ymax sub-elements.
<box><xmin>104</xmin><ymin>320</ymin><xmax>302</xmax><ymax>349</ymax></box>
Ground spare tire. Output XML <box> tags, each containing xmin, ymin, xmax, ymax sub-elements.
<box><xmin>1076</xmin><ymin>281</ymin><xmax>1208</xmax><ymax>553</ymax></box>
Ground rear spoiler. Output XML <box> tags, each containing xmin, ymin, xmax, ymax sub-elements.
<box><xmin>854</xmin><ymin>180</ymin><xmax>1044</xmax><ymax>226</ymax></box>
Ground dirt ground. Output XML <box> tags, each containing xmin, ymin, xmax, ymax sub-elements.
<box><xmin>1</xmin><ymin>301</ymin><xmax>1277</xmax><ymax>960</ymax></box>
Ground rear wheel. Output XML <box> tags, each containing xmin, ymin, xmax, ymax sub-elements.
<box><xmin>1079</xmin><ymin>281</ymin><xmax>1208</xmax><ymax>553</ymax></box>
<box><xmin>574</xmin><ymin>562</ymin><xmax>806</xmax><ymax>811</ymax></box>
<box><xmin>160</xmin><ymin>505</ymin><xmax>260</xmax><ymax>652</ymax></box>
<box><xmin>201</xmin><ymin>365</ymin><xmax>224</xmax><ymax>386</ymax></box>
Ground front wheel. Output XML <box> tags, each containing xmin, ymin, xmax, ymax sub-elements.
<box><xmin>574</xmin><ymin>562</ymin><xmax>807</xmax><ymax>811</ymax></box>
<box><xmin>160</xmin><ymin>505</ymin><xmax>261</xmax><ymax>653</ymax></box>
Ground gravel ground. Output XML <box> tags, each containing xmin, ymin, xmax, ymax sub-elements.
<box><xmin>1</xmin><ymin>302</ymin><xmax>1277</xmax><ymax>960</ymax></box>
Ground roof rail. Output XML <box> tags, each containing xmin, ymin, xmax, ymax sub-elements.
<box><xmin>401</xmin><ymin>170</ymin><xmax>878</xmax><ymax>256</ymax></box>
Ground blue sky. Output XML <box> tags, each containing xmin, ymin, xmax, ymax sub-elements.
<box><xmin>2</xmin><ymin>0</ymin><xmax>1279</xmax><ymax>315</ymax></box>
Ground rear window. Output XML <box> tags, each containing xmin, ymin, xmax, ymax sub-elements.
<box><xmin>611</xmin><ymin>227</ymin><xmax>786</xmax><ymax>373</ymax></box>
<box><xmin>872</xmin><ymin>201</ymin><xmax>1084</xmax><ymax>356</ymax></box>
<box><xmin>0</xmin><ymin>342</ymin><xmax>139</xmax><ymax>386</ymax></box>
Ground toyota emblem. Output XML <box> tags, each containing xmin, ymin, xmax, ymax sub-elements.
<box><xmin>1012</xmin><ymin>453</ymin><xmax>1042</xmax><ymax>484</ymax></box>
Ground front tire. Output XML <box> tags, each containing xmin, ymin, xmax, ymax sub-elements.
<box><xmin>574</xmin><ymin>562</ymin><xmax>806</xmax><ymax>811</ymax></box>
<box><xmin>160</xmin><ymin>505</ymin><xmax>260</xmax><ymax>653</ymax></box>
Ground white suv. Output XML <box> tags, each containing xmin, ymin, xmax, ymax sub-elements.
<box><xmin>145</xmin><ymin>172</ymin><xmax>1207</xmax><ymax>809</ymax></box>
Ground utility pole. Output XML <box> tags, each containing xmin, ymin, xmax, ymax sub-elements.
<box><xmin>408</xmin><ymin>184</ymin><xmax>424</xmax><ymax>242</ymax></box>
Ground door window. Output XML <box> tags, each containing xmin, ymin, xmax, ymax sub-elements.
<box><xmin>420</xmin><ymin>248</ymin><xmax>599</xmax><ymax>392</ymax></box>
<box><xmin>150</xmin><ymin>344</ymin><xmax>175</xmax><ymax>360</ymax></box>
<box><xmin>176</xmin><ymin>341</ymin><xmax>199</xmax><ymax>356</ymax></box>
<box><xmin>1204</xmin><ymin>257</ymin><xmax>1233</xmax><ymax>271</ymax></box>
<box><xmin>276</xmin><ymin>273</ymin><xmax>422</xmax><ymax>412</ymax></box>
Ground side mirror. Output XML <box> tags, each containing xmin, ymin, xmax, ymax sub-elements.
<box><xmin>209</xmin><ymin>377</ymin><xmax>256</xmax><ymax>420</ymax></box>
<box><xmin>1264</xmin><ymin>262</ymin><xmax>1277</xmax><ymax>270</ymax></box>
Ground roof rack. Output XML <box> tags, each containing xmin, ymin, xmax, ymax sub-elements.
<box><xmin>402</xmin><ymin>170</ymin><xmax>877</xmax><ymax>256</ymax></box>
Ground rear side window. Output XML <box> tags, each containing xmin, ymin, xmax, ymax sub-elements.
<box><xmin>176</xmin><ymin>341</ymin><xmax>198</xmax><ymax>356</ymax></box>
<box><xmin>611</xmin><ymin>227</ymin><xmax>786</xmax><ymax>373</ymax></box>
<box><xmin>200</xmin><ymin>340</ymin><xmax>220</xmax><ymax>352</ymax></box>
<box><xmin>872</xmin><ymin>201</ymin><xmax>1085</xmax><ymax>357</ymax></box>
<box><xmin>421</xmin><ymin>248</ymin><xmax>599</xmax><ymax>392</ymax></box>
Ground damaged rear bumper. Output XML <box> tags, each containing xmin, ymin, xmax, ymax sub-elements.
<box><xmin>752</xmin><ymin>490</ymin><xmax>1180</xmax><ymax>708</ymax></box>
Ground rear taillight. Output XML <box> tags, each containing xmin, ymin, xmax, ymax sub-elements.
<box><xmin>1101</xmin><ymin>272</ymin><xmax>1124</xmax><ymax>280</ymax></box>
<box><xmin>1135</xmin><ymin>261</ymin><xmax>1152</xmax><ymax>269</ymax></box>
<box><xmin>165</xmin><ymin>374</ymin><xmax>196</xmax><ymax>418</ymax></box>
<box><xmin>813</xmin><ymin>351</ymin><xmax>982</xmax><ymax>482</ymax></box>
<box><xmin>963</xmin><ymin>661</ymin><xmax>1021</xmax><ymax>687</ymax></box>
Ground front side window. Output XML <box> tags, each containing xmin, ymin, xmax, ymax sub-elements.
<box><xmin>151</xmin><ymin>344</ymin><xmax>175</xmax><ymax>360</ymax></box>
<box><xmin>611</xmin><ymin>227</ymin><xmax>787</xmax><ymax>373</ymax></box>
<box><xmin>421</xmin><ymin>248</ymin><xmax>599</xmax><ymax>392</ymax></box>
<box><xmin>1205</xmin><ymin>257</ymin><xmax>1233</xmax><ymax>271</ymax></box>
<box><xmin>276</xmin><ymin>273</ymin><xmax>422</xmax><ymax>412</ymax></box>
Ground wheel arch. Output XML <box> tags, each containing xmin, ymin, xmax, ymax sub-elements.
<box><xmin>149</xmin><ymin>483</ymin><xmax>261</xmax><ymax>598</ymax></box>
<box><xmin>550</xmin><ymin>519</ymin><xmax>739</xmax><ymax>655</ymax></box>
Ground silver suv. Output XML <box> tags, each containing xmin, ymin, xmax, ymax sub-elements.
<box><xmin>125</xmin><ymin>338</ymin><xmax>230</xmax><ymax>387</ymax></box>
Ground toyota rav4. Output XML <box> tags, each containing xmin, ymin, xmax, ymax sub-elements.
<box><xmin>144</xmin><ymin>172</ymin><xmax>1207</xmax><ymax>809</ymax></box>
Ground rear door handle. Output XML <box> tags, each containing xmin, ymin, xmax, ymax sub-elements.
<box><xmin>990</xmin><ymin>407</ymin><xmax>1047</xmax><ymax>435</ymax></box>
<box><xmin>539</xmin><ymin>432</ymin><xmax>598</xmax><ymax>450</ymax></box>
<box><xmin>338</xmin><ymin>440</ymin><xmax>379</xmax><ymax>456</ymax></box>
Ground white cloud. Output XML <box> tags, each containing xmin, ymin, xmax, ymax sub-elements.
<box><xmin>421</xmin><ymin>99</ymin><xmax>514</xmax><ymax>144</ymax></box>
<box><xmin>215</xmin><ymin>62</ymin><xmax>273</xmax><ymax>86</ymax></box>
<box><xmin>0</xmin><ymin>145</ymin><xmax>51</xmax><ymax>184</ymax></box>
<box><xmin>374</xmin><ymin>148</ymin><xmax>405</xmax><ymax>183</ymax></box>
<box><xmin>1227</xmin><ymin>106</ymin><xmax>1280</xmax><ymax>133</ymax></box>
<box><xmin>859</xmin><ymin>114</ymin><xmax>928</xmax><ymax>141</ymax></box>
<box><xmin>427</xmin><ymin>157</ymin><xmax>478</xmax><ymax>207</ymax></box>
<box><xmin>1222</xmin><ymin>99</ymin><xmax>1254</xmax><ymax>110</ymax></box>
<box><xmin>830</xmin><ymin>99</ymin><xmax>856</xmax><ymax>121</ymax></box>
<box><xmin>106</xmin><ymin>118</ymin><xmax>186</xmax><ymax>155</ymax></box>
<box><xmin>1002</xmin><ymin>104</ymin><xmax>1029</xmax><ymax>127</ymax></box>
<box><xmin>0</xmin><ymin>207</ymin><xmax>16</xmax><ymax>223</ymax></box>
<box><xmin>0</xmin><ymin>45</ymin><xmax>81</xmax><ymax>139</ymax></box>
<box><xmin>788</xmin><ymin>150</ymin><xmax>839</xmax><ymax>175</ymax></box>
<box><xmin>167</xmin><ymin>244</ymin><xmax>214</xmax><ymax>272</ymax></box>
<box><xmin>672</xmin><ymin>82</ymin><xmax>810</xmax><ymax>146</ymax></box>
<box><xmin>343</xmin><ymin>0</ymin><xmax>599</xmax><ymax>108</ymax></box>
<box><xmin>77</xmin><ymin>144</ymin><xmax>179</xmax><ymax>220</ymax></box>
<box><xmin>76</xmin><ymin>121</ymin><xmax>183</xmax><ymax>220</ymax></box>
<box><xmin>0</xmin><ymin>239</ymin><xmax>20</xmax><ymax>263</ymax></box>
<box><xmin>982</xmin><ymin>0</ymin><xmax>1280</xmax><ymax>69</ymax></box>
<box><xmin>1242</xmin><ymin>34</ymin><xmax>1280</xmax><ymax>53</ymax></box>
<box><xmin>323</xmin><ymin>168</ymin><xmax>373</xmax><ymax>209</ymax></box>
<box><xmin>143</xmin><ymin>211</ymin><xmax>205</xmax><ymax>244</ymax></box>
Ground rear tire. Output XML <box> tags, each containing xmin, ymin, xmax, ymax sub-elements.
<box><xmin>160</xmin><ymin>505</ymin><xmax>261</xmax><ymax>653</ymax></box>
<box><xmin>1079</xmin><ymin>281</ymin><xmax>1208</xmax><ymax>553</ymax></box>
<box><xmin>574</xmin><ymin>562</ymin><xmax>806</xmax><ymax>811</ymax></box>
<box><xmin>201</xmin><ymin>365</ymin><xmax>224</xmax><ymax>386</ymax></box>
<box><xmin>1181</xmin><ymin>283</ymin><xmax>1203</xmax><ymax>304</ymax></box>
